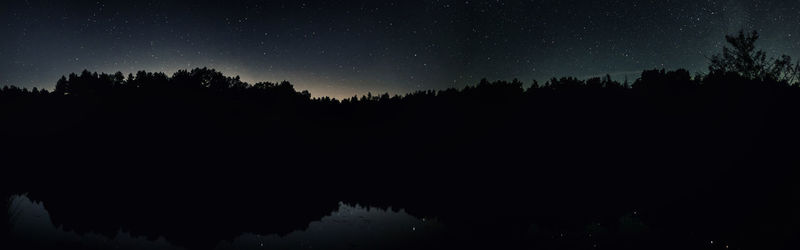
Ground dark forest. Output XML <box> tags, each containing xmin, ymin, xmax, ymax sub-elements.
<box><xmin>3</xmin><ymin>31</ymin><xmax>800</xmax><ymax>250</ymax></box>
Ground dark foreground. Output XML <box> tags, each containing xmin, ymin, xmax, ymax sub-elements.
<box><xmin>2</xmin><ymin>69</ymin><xmax>800</xmax><ymax>249</ymax></box>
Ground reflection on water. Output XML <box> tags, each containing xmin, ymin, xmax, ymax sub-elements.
<box><xmin>217</xmin><ymin>202</ymin><xmax>444</xmax><ymax>250</ymax></box>
<box><xmin>7</xmin><ymin>194</ymin><xmax>184</xmax><ymax>250</ymax></box>
<box><xmin>6</xmin><ymin>194</ymin><xmax>444</xmax><ymax>250</ymax></box>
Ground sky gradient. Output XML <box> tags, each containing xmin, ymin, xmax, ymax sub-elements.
<box><xmin>2</xmin><ymin>0</ymin><xmax>800</xmax><ymax>98</ymax></box>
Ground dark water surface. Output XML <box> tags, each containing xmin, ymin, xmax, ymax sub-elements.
<box><xmin>7</xmin><ymin>194</ymin><xmax>447</xmax><ymax>250</ymax></box>
<box><xmin>3</xmin><ymin>187</ymin><xmax>767</xmax><ymax>250</ymax></box>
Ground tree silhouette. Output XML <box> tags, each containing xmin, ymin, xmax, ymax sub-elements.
<box><xmin>2</xmin><ymin>30</ymin><xmax>800</xmax><ymax>250</ymax></box>
<box><xmin>709</xmin><ymin>30</ymin><xmax>800</xmax><ymax>83</ymax></box>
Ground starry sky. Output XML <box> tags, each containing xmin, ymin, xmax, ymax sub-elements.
<box><xmin>2</xmin><ymin>0</ymin><xmax>800</xmax><ymax>99</ymax></box>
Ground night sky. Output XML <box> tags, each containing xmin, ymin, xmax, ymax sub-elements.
<box><xmin>2</xmin><ymin>0</ymin><xmax>800</xmax><ymax>99</ymax></box>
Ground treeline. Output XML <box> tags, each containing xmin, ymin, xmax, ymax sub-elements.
<box><xmin>1</xmin><ymin>67</ymin><xmax>310</xmax><ymax>102</ymax></box>
<box><xmin>2</xmin><ymin>29</ymin><xmax>798</xmax><ymax>102</ymax></box>
<box><xmin>1</xmin><ymin>66</ymin><xmax>797</xmax><ymax>103</ymax></box>
<box><xmin>2</xmin><ymin>30</ymin><xmax>800</xmax><ymax>250</ymax></box>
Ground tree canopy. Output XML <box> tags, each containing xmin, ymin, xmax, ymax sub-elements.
<box><xmin>708</xmin><ymin>30</ymin><xmax>800</xmax><ymax>83</ymax></box>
